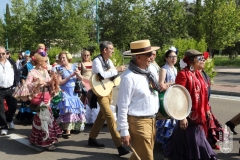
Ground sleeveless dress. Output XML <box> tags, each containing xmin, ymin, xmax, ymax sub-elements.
<box><xmin>56</xmin><ymin>64</ymin><xmax>86</xmax><ymax>132</ymax></box>
<box><xmin>23</xmin><ymin>69</ymin><xmax>62</xmax><ymax>147</ymax></box>
<box><xmin>79</xmin><ymin>62</ymin><xmax>92</xmax><ymax>91</ymax></box>
<box><xmin>156</xmin><ymin>63</ymin><xmax>177</xmax><ymax>149</ymax></box>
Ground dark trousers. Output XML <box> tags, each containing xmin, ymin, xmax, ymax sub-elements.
<box><xmin>0</xmin><ymin>88</ymin><xmax>17</xmax><ymax>129</ymax></box>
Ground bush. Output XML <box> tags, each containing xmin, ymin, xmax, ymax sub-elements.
<box><xmin>156</xmin><ymin>38</ymin><xmax>216</xmax><ymax>83</ymax></box>
<box><xmin>10</xmin><ymin>53</ymin><xmax>19</xmax><ymax>62</ymax></box>
<box><xmin>47</xmin><ymin>47</ymin><xmax>62</xmax><ymax>64</ymax></box>
<box><xmin>204</xmin><ymin>59</ymin><xmax>217</xmax><ymax>84</ymax></box>
<box><xmin>214</xmin><ymin>56</ymin><xmax>240</xmax><ymax>67</ymax></box>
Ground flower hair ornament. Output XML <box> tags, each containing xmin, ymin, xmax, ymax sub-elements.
<box><xmin>169</xmin><ymin>46</ymin><xmax>178</xmax><ymax>54</ymax></box>
<box><xmin>31</xmin><ymin>57</ymin><xmax>36</xmax><ymax>61</ymax></box>
<box><xmin>179</xmin><ymin>56</ymin><xmax>190</xmax><ymax>69</ymax></box>
<box><xmin>203</xmin><ymin>51</ymin><xmax>209</xmax><ymax>60</ymax></box>
<box><xmin>38</xmin><ymin>49</ymin><xmax>47</xmax><ymax>57</ymax></box>
<box><xmin>66</xmin><ymin>51</ymin><xmax>72</xmax><ymax>59</ymax></box>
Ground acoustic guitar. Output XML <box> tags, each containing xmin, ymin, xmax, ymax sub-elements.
<box><xmin>90</xmin><ymin>73</ymin><xmax>121</xmax><ymax>97</ymax></box>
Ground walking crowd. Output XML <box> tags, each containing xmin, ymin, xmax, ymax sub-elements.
<box><xmin>0</xmin><ymin>40</ymin><xmax>238</xmax><ymax>159</ymax></box>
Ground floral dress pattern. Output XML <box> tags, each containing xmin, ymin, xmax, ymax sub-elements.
<box><xmin>25</xmin><ymin>69</ymin><xmax>62</xmax><ymax>147</ymax></box>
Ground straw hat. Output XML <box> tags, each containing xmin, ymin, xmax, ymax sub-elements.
<box><xmin>123</xmin><ymin>39</ymin><xmax>160</xmax><ymax>55</ymax></box>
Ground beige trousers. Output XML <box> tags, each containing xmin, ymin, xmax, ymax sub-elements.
<box><xmin>89</xmin><ymin>92</ymin><xmax>121</xmax><ymax>147</ymax></box>
<box><xmin>128</xmin><ymin>115</ymin><xmax>156</xmax><ymax>160</ymax></box>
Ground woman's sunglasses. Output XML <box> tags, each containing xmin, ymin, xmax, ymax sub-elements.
<box><xmin>196</xmin><ymin>56</ymin><xmax>205</xmax><ymax>61</ymax></box>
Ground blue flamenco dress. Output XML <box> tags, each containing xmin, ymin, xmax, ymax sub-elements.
<box><xmin>156</xmin><ymin>63</ymin><xmax>177</xmax><ymax>149</ymax></box>
<box><xmin>56</xmin><ymin>64</ymin><xmax>86</xmax><ymax>132</ymax></box>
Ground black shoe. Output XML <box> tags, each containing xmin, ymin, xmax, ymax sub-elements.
<box><xmin>225</xmin><ymin>121</ymin><xmax>237</xmax><ymax>135</ymax></box>
<box><xmin>62</xmin><ymin>134</ymin><xmax>71</xmax><ymax>139</ymax></box>
<box><xmin>118</xmin><ymin>146</ymin><xmax>130</xmax><ymax>157</ymax></box>
<box><xmin>88</xmin><ymin>138</ymin><xmax>105</xmax><ymax>148</ymax></box>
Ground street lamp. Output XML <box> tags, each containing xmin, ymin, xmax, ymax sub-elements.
<box><xmin>6</xmin><ymin>38</ymin><xmax>8</xmax><ymax>50</ymax></box>
<box><xmin>96</xmin><ymin>0</ymin><xmax>99</xmax><ymax>43</ymax></box>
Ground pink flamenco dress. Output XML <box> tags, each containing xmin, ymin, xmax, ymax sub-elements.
<box><xmin>22</xmin><ymin>69</ymin><xmax>62</xmax><ymax>148</ymax></box>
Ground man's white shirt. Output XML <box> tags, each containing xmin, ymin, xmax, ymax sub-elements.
<box><xmin>116</xmin><ymin>69</ymin><xmax>159</xmax><ymax>137</ymax></box>
<box><xmin>92</xmin><ymin>56</ymin><xmax>117</xmax><ymax>78</ymax></box>
<box><xmin>0</xmin><ymin>60</ymin><xmax>14</xmax><ymax>88</ymax></box>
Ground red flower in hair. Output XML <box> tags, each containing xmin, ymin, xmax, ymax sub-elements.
<box><xmin>31</xmin><ymin>57</ymin><xmax>36</xmax><ymax>61</ymax></box>
<box><xmin>183</xmin><ymin>56</ymin><xmax>190</xmax><ymax>65</ymax></box>
<box><xmin>203</xmin><ymin>52</ymin><xmax>209</xmax><ymax>60</ymax></box>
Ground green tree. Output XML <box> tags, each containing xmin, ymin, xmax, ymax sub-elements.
<box><xmin>4</xmin><ymin>3</ymin><xmax>11</xmax><ymax>48</ymax></box>
<box><xmin>35</xmin><ymin>0</ymin><xmax>63</xmax><ymax>49</ymax></box>
<box><xmin>98</xmin><ymin>0</ymin><xmax>149</xmax><ymax>50</ymax></box>
<box><xmin>9</xmin><ymin>0</ymin><xmax>26</xmax><ymax>51</ymax></box>
<box><xmin>0</xmin><ymin>20</ymin><xmax>5</xmax><ymax>46</ymax></box>
<box><xmin>58</xmin><ymin>0</ymin><xmax>95</xmax><ymax>52</ymax></box>
<box><xmin>22</xmin><ymin>0</ymin><xmax>38</xmax><ymax>50</ymax></box>
<box><xmin>186</xmin><ymin>0</ymin><xmax>204</xmax><ymax>41</ymax></box>
<box><xmin>148</xmin><ymin>0</ymin><xmax>188</xmax><ymax>47</ymax></box>
<box><xmin>203</xmin><ymin>0</ymin><xmax>240</xmax><ymax>57</ymax></box>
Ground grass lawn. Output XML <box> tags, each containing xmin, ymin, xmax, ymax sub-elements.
<box><xmin>214</xmin><ymin>56</ymin><xmax>240</xmax><ymax>67</ymax></box>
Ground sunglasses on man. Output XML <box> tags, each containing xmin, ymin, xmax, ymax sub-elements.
<box><xmin>143</xmin><ymin>52</ymin><xmax>153</xmax><ymax>57</ymax></box>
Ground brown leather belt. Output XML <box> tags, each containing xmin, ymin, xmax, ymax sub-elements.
<box><xmin>128</xmin><ymin>114</ymin><xmax>156</xmax><ymax>119</ymax></box>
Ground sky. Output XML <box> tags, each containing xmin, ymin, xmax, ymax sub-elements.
<box><xmin>0</xmin><ymin>0</ymin><xmax>194</xmax><ymax>19</ymax></box>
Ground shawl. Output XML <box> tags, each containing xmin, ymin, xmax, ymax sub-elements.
<box><xmin>176</xmin><ymin>68</ymin><xmax>210</xmax><ymax>134</ymax></box>
<box><xmin>128</xmin><ymin>60</ymin><xmax>161</xmax><ymax>92</ymax></box>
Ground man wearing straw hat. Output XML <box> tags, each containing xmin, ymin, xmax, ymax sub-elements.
<box><xmin>117</xmin><ymin>40</ymin><xmax>161</xmax><ymax>160</ymax></box>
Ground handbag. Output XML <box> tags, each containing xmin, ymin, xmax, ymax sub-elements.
<box><xmin>74</xmin><ymin>80</ymin><xmax>87</xmax><ymax>96</ymax></box>
<box><xmin>29</xmin><ymin>87</ymin><xmax>47</xmax><ymax>112</ymax></box>
<box><xmin>74</xmin><ymin>79</ymin><xmax>82</xmax><ymax>94</ymax></box>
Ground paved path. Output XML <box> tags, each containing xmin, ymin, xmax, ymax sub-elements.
<box><xmin>212</xmin><ymin>67</ymin><xmax>240</xmax><ymax>96</ymax></box>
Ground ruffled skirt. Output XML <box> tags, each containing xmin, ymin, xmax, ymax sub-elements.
<box><xmin>56</xmin><ymin>90</ymin><xmax>86</xmax><ymax>131</ymax></box>
<box><xmin>164</xmin><ymin>119</ymin><xmax>217</xmax><ymax>160</ymax></box>
<box><xmin>29</xmin><ymin>111</ymin><xmax>62</xmax><ymax>147</ymax></box>
<box><xmin>29</xmin><ymin>93</ymin><xmax>62</xmax><ymax>147</ymax></box>
<box><xmin>156</xmin><ymin>119</ymin><xmax>177</xmax><ymax>149</ymax></box>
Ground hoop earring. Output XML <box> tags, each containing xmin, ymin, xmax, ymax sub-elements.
<box><xmin>190</xmin><ymin>65</ymin><xmax>194</xmax><ymax>71</ymax></box>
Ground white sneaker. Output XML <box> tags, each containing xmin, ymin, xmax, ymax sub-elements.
<box><xmin>8</xmin><ymin>121</ymin><xmax>14</xmax><ymax>130</ymax></box>
<box><xmin>1</xmin><ymin>129</ymin><xmax>8</xmax><ymax>135</ymax></box>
